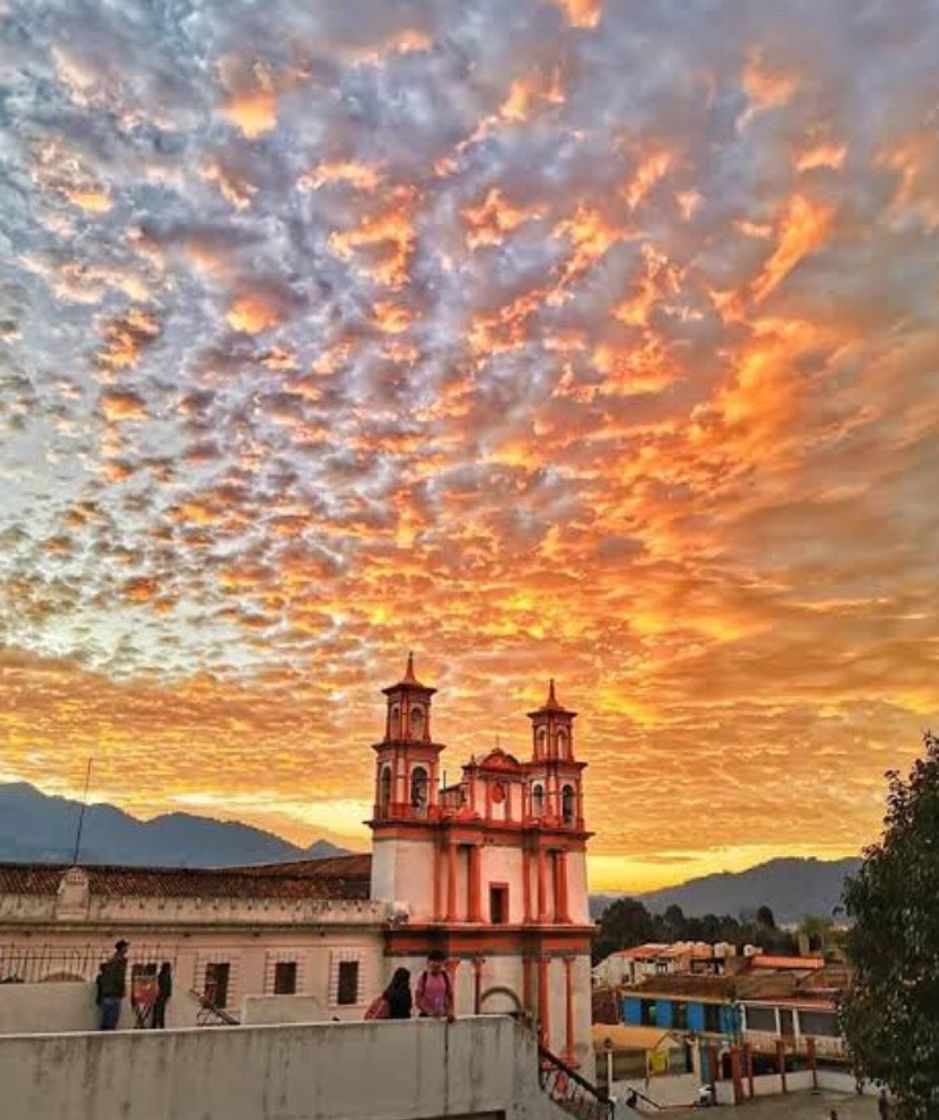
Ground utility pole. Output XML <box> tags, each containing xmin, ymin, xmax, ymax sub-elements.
<box><xmin>71</xmin><ymin>758</ymin><xmax>93</xmax><ymax>866</ymax></box>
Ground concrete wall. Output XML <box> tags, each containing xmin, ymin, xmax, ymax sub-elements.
<box><xmin>0</xmin><ymin>980</ymin><xmax>201</xmax><ymax>1035</ymax></box>
<box><xmin>242</xmin><ymin>994</ymin><xmax>329</xmax><ymax>1025</ymax></box>
<box><xmin>0</xmin><ymin>1015</ymin><xmax>578</xmax><ymax>1120</ymax></box>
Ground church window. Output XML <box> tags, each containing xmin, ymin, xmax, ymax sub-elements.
<box><xmin>536</xmin><ymin>727</ymin><xmax>547</xmax><ymax>756</ymax></box>
<box><xmin>561</xmin><ymin>785</ymin><xmax>575</xmax><ymax>825</ymax></box>
<box><xmin>273</xmin><ymin>961</ymin><xmax>297</xmax><ymax>995</ymax></box>
<box><xmin>410</xmin><ymin>706</ymin><xmax>424</xmax><ymax>736</ymax></box>
<box><xmin>337</xmin><ymin>960</ymin><xmax>360</xmax><ymax>1005</ymax></box>
<box><xmin>379</xmin><ymin>766</ymin><xmax>392</xmax><ymax>813</ymax></box>
<box><xmin>390</xmin><ymin>705</ymin><xmax>401</xmax><ymax>737</ymax></box>
<box><xmin>557</xmin><ymin>729</ymin><xmax>568</xmax><ymax>758</ymax></box>
<box><xmin>490</xmin><ymin>883</ymin><xmax>509</xmax><ymax>925</ymax></box>
<box><xmin>532</xmin><ymin>783</ymin><xmax>544</xmax><ymax>816</ymax></box>
<box><xmin>204</xmin><ymin>962</ymin><xmax>230</xmax><ymax>1009</ymax></box>
<box><xmin>410</xmin><ymin>766</ymin><xmax>428</xmax><ymax>810</ymax></box>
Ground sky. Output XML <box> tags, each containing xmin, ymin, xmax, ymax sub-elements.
<box><xmin>0</xmin><ymin>0</ymin><xmax>937</xmax><ymax>893</ymax></box>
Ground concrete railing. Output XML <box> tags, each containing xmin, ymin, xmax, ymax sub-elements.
<box><xmin>0</xmin><ymin>980</ymin><xmax>202</xmax><ymax>1035</ymax></box>
<box><xmin>0</xmin><ymin>1014</ymin><xmax>574</xmax><ymax>1120</ymax></box>
<box><xmin>742</xmin><ymin>1029</ymin><xmax>846</xmax><ymax>1059</ymax></box>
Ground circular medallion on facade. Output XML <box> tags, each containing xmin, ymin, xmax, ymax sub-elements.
<box><xmin>491</xmin><ymin>781</ymin><xmax>505</xmax><ymax>803</ymax></box>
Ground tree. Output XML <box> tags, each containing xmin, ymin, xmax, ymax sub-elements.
<box><xmin>840</xmin><ymin>731</ymin><xmax>939</xmax><ymax>1119</ymax></box>
<box><xmin>593</xmin><ymin>898</ymin><xmax>656</xmax><ymax>963</ymax></box>
<box><xmin>799</xmin><ymin>914</ymin><xmax>834</xmax><ymax>953</ymax></box>
<box><xmin>756</xmin><ymin>905</ymin><xmax>776</xmax><ymax>930</ymax></box>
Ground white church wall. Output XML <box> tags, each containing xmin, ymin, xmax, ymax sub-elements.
<box><xmin>371</xmin><ymin>837</ymin><xmax>435</xmax><ymax>920</ymax></box>
<box><xmin>479</xmin><ymin>844</ymin><xmax>524</xmax><ymax>923</ymax></box>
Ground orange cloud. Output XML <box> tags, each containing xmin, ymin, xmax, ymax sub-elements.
<box><xmin>226</xmin><ymin>294</ymin><xmax>282</xmax><ymax>334</ymax></box>
<box><xmin>549</xmin><ymin>0</ymin><xmax>601</xmax><ymax>29</ymax></box>
<box><xmin>751</xmin><ymin>194</ymin><xmax>835</xmax><ymax>303</ymax></box>
<box><xmin>100</xmin><ymin>390</ymin><xmax>147</xmax><ymax>422</ymax></box>
<box><xmin>218</xmin><ymin>60</ymin><xmax>278</xmax><ymax>138</ymax></box>
<box><xmin>462</xmin><ymin>188</ymin><xmax>544</xmax><ymax>249</ymax></box>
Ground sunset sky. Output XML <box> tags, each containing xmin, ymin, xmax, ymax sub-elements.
<box><xmin>1</xmin><ymin>0</ymin><xmax>937</xmax><ymax>892</ymax></box>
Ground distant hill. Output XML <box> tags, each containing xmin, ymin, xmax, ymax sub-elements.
<box><xmin>0</xmin><ymin>782</ymin><xmax>351</xmax><ymax>868</ymax></box>
<box><xmin>590</xmin><ymin>857</ymin><xmax>862</xmax><ymax>925</ymax></box>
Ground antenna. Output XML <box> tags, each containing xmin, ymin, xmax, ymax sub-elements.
<box><xmin>71</xmin><ymin>758</ymin><xmax>93</xmax><ymax>866</ymax></box>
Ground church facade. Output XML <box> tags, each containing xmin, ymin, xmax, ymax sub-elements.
<box><xmin>368</xmin><ymin>656</ymin><xmax>594</xmax><ymax>1070</ymax></box>
<box><xmin>0</xmin><ymin>659</ymin><xmax>595</xmax><ymax>1070</ymax></box>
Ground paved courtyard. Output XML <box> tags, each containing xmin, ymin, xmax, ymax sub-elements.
<box><xmin>665</xmin><ymin>1090</ymin><xmax>879</xmax><ymax>1120</ymax></box>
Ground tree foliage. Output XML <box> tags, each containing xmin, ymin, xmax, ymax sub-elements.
<box><xmin>593</xmin><ymin>897</ymin><xmax>796</xmax><ymax>964</ymax></box>
<box><xmin>840</xmin><ymin>732</ymin><xmax>939</xmax><ymax>1120</ymax></box>
<box><xmin>756</xmin><ymin>905</ymin><xmax>776</xmax><ymax>930</ymax></box>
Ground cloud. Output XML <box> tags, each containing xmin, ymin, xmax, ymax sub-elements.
<box><xmin>0</xmin><ymin>0</ymin><xmax>936</xmax><ymax>887</ymax></box>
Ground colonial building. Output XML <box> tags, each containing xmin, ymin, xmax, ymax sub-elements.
<box><xmin>0</xmin><ymin>659</ymin><xmax>595</xmax><ymax>1069</ymax></box>
<box><xmin>368</xmin><ymin>658</ymin><xmax>594</xmax><ymax>1069</ymax></box>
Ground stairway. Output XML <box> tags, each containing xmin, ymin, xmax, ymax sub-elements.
<box><xmin>538</xmin><ymin>1045</ymin><xmax>615</xmax><ymax>1120</ymax></box>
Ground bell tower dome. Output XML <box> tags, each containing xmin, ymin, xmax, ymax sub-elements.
<box><xmin>372</xmin><ymin>653</ymin><xmax>443</xmax><ymax>821</ymax></box>
<box><xmin>526</xmin><ymin>680</ymin><xmax>584</xmax><ymax>829</ymax></box>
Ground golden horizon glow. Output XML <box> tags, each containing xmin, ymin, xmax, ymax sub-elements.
<box><xmin>0</xmin><ymin>0</ymin><xmax>937</xmax><ymax>895</ymax></box>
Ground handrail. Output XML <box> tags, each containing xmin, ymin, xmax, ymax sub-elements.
<box><xmin>538</xmin><ymin>1045</ymin><xmax>614</xmax><ymax>1120</ymax></box>
<box><xmin>188</xmin><ymin>988</ymin><xmax>239</xmax><ymax>1026</ymax></box>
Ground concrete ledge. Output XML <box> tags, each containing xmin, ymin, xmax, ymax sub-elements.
<box><xmin>0</xmin><ymin>1014</ymin><xmax>567</xmax><ymax>1120</ymax></box>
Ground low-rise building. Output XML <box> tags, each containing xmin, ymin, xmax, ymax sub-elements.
<box><xmin>593</xmin><ymin>941</ymin><xmax>749</xmax><ymax>988</ymax></box>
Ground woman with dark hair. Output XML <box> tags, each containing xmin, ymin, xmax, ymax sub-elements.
<box><xmin>364</xmin><ymin>967</ymin><xmax>412</xmax><ymax>1020</ymax></box>
<box><xmin>384</xmin><ymin>968</ymin><xmax>413</xmax><ymax>1019</ymax></box>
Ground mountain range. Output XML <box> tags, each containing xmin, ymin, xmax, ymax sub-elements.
<box><xmin>0</xmin><ymin>783</ymin><xmax>860</xmax><ymax>923</ymax></box>
<box><xmin>0</xmin><ymin>782</ymin><xmax>350</xmax><ymax>867</ymax></box>
<box><xmin>589</xmin><ymin>856</ymin><xmax>862</xmax><ymax>925</ymax></box>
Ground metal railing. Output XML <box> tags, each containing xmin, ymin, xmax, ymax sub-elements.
<box><xmin>0</xmin><ymin>944</ymin><xmax>178</xmax><ymax>985</ymax></box>
<box><xmin>189</xmin><ymin>988</ymin><xmax>239</xmax><ymax>1027</ymax></box>
<box><xmin>538</xmin><ymin>1046</ymin><xmax>614</xmax><ymax>1120</ymax></box>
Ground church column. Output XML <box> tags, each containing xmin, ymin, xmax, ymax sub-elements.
<box><xmin>468</xmin><ymin>846</ymin><xmax>483</xmax><ymax>922</ymax></box>
<box><xmin>446</xmin><ymin>842</ymin><xmax>458</xmax><ymax>921</ymax></box>
<box><xmin>473</xmin><ymin>957</ymin><xmax>483</xmax><ymax>1013</ymax></box>
<box><xmin>433</xmin><ymin>843</ymin><xmax>444</xmax><ymax>921</ymax></box>
<box><xmin>554</xmin><ymin>852</ymin><xmax>569</xmax><ymax>923</ymax></box>
<box><xmin>522</xmin><ymin>848</ymin><xmax>532</xmax><ymax>923</ymax></box>
<box><xmin>536</xmin><ymin>849</ymin><xmax>549</xmax><ymax>922</ymax></box>
<box><xmin>563</xmin><ymin>957</ymin><xmax>575</xmax><ymax>1064</ymax></box>
<box><xmin>538</xmin><ymin>956</ymin><xmax>550</xmax><ymax>1047</ymax></box>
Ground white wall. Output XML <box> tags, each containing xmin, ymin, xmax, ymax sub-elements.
<box><xmin>479</xmin><ymin>844</ymin><xmax>524</xmax><ymax>922</ymax></box>
<box><xmin>0</xmin><ymin>981</ymin><xmax>200</xmax><ymax>1035</ymax></box>
<box><xmin>370</xmin><ymin>837</ymin><xmax>435</xmax><ymax>919</ymax></box>
<box><xmin>0</xmin><ymin>1015</ymin><xmax>579</xmax><ymax>1120</ymax></box>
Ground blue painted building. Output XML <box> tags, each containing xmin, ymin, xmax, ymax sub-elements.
<box><xmin>621</xmin><ymin>983</ymin><xmax>741</xmax><ymax>1041</ymax></box>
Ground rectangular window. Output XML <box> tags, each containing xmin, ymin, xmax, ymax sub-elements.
<box><xmin>490</xmin><ymin>883</ymin><xmax>509</xmax><ymax>925</ymax></box>
<box><xmin>703</xmin><ymin>1003</ymin><xmax>722</xmax><ymax>1033</ymax></box>
<box><xmin>673</xmin><ymin>1002</ymin><xmax>689</xmax><ymax>1030</ymax></box>
<box><xmin>744</xmin><ymin>1006</ymin><xmax>777</xmax><ymax>1032</ymax></box>
<box><xmin>798</xmin><ymin>1010</ymin><xmax>839</xmax><ymax>1038</ymax></box>
<box><xmin>337</xmin><ymin>960</ymin><xmax>359</xmax><ymax>1006</ymax></box>
<box><xmin>273</xmin><ymin>961</ymin><xmax>297</xmax><ymax>995</ymax></box>
<box><xmin>204</xmin><ymin>962</ymin><xmax>230</xmax><ymax>1009</ymax></box>
<box><xmin>779</xmin><ymin>1008</ymin><xmax>795</xmax><ymax>1037</ymax></box>
<box><xmin>640</xmin><ymin>999</ymin><xmax>658</xmax><ymax>1027</ymax></box>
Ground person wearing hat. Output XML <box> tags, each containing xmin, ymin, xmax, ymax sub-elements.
<box><xmin>98</xmin><ymin>940</ymin><xmax>130</xmax><ymax>1030</ymax></box>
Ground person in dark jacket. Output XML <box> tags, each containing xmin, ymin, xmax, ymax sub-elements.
<box><xmin>151</xmin><ymin>962</ymin><xmax>172</xmax><ymax>1029</ymax></box>
<box><xmin>98</xmin><ymin>939</ymin><xmax>129</xmax><ymax>1030</ymax></box>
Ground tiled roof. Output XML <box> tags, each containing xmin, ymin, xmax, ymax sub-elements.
<box><xmin>631</xmin><ymin>973</ymin><xmax>737</xmax><ymax>1001</ymax></box>
<box><xmin>0</xmin><ymin>860</ymin><xmax>371</xmax><ymax>901</ymax></box>
<box><xmin>749</xmin><ymin>954</ymin><xmax>824</xmax><ymax>971</ymax></box>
